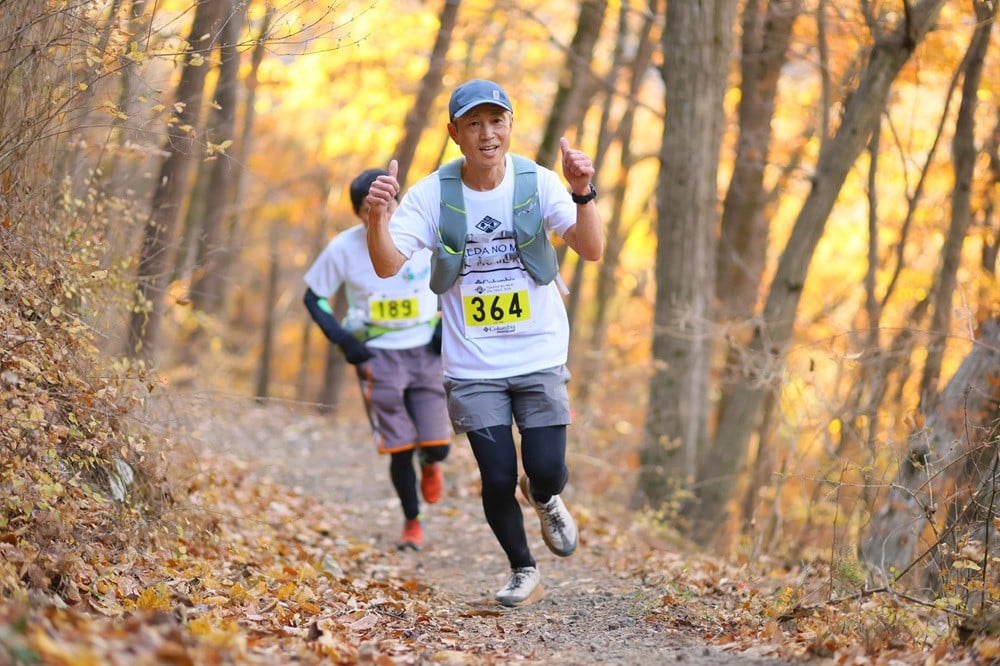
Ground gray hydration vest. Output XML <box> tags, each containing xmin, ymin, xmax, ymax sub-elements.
<box><xmin>428</xmin><ymin>154</ymin><xmax>559</xmax><ymax>295</ymax></box>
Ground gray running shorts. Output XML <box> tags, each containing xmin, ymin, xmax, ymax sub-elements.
<box><xmin>355</xmin><ymin>346</ymin><xmax>451</xmax><ymax>453</ymax></box>
<box><xmin>443</xmin><ymin>365</ymin><xmax>572</xmax><ymax>434</ymax></box>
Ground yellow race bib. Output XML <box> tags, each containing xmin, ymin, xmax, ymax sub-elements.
<box><xmin>369</xmin><ymin>296</ymin><xmax>419</xmax><ymax>323</ymax></box>
<box><xmin>460</xmin><ymin>279</ymin><xmax>533</xmax><ymax>337</ymax></box>
<box><xmin>366</xmin><ymin>289</ymin><xmax>438</xmax><ymax>329</ymax></box>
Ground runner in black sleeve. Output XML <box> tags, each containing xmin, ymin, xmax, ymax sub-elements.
<box><xmin>304</xmin><ymin>168</ymin><xmax>451</xmax><ymax>551</ymax></box>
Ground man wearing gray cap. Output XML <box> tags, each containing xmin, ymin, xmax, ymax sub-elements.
<box><xmin>365</xmin><ymin>78</ymin><xmax>604</xmax><ymax>606</ymax></box>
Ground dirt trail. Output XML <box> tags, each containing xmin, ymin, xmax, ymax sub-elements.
<box><xmin>161</xmin><ymin>389</ymin><xmax>795</xmax><ymax>665</ymax></box>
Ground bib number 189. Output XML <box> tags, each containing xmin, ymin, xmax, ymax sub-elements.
<box><xmin>370</xmin><ymin>297</ymin><xmax>417</xmax><ymax>321</ymax></box>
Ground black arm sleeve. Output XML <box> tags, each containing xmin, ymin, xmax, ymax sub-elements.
<box><xmin>303</xmin><ymin>287</ymin><xmax>352</xmax><ymax>346</ymax></box>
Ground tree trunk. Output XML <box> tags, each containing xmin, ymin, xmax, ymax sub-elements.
<box><xmin>393</xmin><ymin>0</ymin><xmax>461</xmax><ymax>189</ymax></box>
<box><xmin>577</xmin><ymin>0</ymin><xmax>659</xmax><ymax>405</ymax></box>
<box><xmin>189</xmin><ymin>0</ymin><xmax>246</xmax><ymax>315</ymax></box>
<box><xmin>98</xmin><ymin>0</ymin><xmax>154</xmax><ymax>271</ymax></box>
<box><xmin>862</xmin><ymin>0</ymin><xmax>1000</xmax><ymax>580</ymax></box>
<box><xmin>126</xmin><ymin>0</ymin><xmax>225</xmax><ymax>360</ymax></box>
<box><xmin>564</xmin><ymin>0</ymin><xmax>628</xmax><ymax>335</ymax></box>
<box><xmin>539</xmin><ymin>1</ymin><xmax>607</xmax><ymax>339</ymax></box>
<box><xmin>860</xmin><ymin>317</ymin><xmax>1000</xmax><ymax>581</ymax></box>
<box><xmin>713</xmin><ymin>0</ymin><xmax>802</xmax><ymax>537</ymax></box>
<box><xmin>296</xmin><ymin>176</ymin><xmax>333</xmax><ymax>403</ymax></box>
<box><xmin>638</xmin><ymin>0</ymin><xmax>736</xmax><ymax>510</ymax></box>
<box><xmin>255</xmin><ymin>222</ymin><xmax>282</xmax><ymax>401</ymax></box>
<box><xmin>218</xmin><ymin>6</ymin><xmax>273</xmax><ymax>310</ymax></box>
<box><xmin>829</xmin><ymin>37</ymin><xmax>968</xmax><ymax>535</ymax></box>
<box><xmin>706</xmin><ymin>0</ymin><xmax>948</xmax><ymax>543</ymax></box>
<box><xmin>714</xmin><ymin>0</ymin><xmax>800</xmax><ymax>324</ymax></box>
<box><xmin>534</xmin><ymin>0</ymin><xmax>607</xmax><ymax>169</ymax></box>
<box><xmin>982</xmin><ymin>107</ymin><xmax>1000</xmax><ymax>277</ymax></box>
<box><xmin>919</xmin><ymin>0</ymin><xmax>997</xmax><ymax>411</ymax></box>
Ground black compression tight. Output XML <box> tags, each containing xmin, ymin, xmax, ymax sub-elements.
<box><xmin>389</xmin><ymin>450</ymin><xmax>420</xmax><ymax>520</ymax></box>
<box><xmin>389</xmin><ymin>444</ymin><xmax>450</xmax><ymax>521</ymax></box>
<box><xmin>467</xmin><ymin>424</ymin><xmax>568</xmax><ymax>569</ymax></box>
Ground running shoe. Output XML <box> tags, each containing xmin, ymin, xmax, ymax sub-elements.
<box><xmin>420</xmin><ymin>461</ymin><xmax>443</xmax><ymax>504</ymax></box>
<box><xmin>519</xmin><ymin>475</ymin><xmax>578</xmax><ymax>557</ymax></box>
<box><xmin>495</xmin><ymin>566</ymin><xmax>543</xmax><ymax>607</ymax></box>
<box><xmin>397</xmin><ymin>517</ymin><xmax>423</xmax><ymax>551</ymax></box>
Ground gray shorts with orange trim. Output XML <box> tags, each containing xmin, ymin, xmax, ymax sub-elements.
<box><xmin>354</xmin><ymin>346</ymin><xmax>451</xmax><ymax>454</ymax></box>
<box><xmin>443</xmin><ymin>365</ymin><xmax>572</xmax><ymax>435</ymax></box>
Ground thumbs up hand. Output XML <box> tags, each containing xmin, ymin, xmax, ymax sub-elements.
<box><xmin>560</xmin><ymin>137</ymin><xmax>595</xmax><ymax>196</ymax></box>
<box><xmin>366</xmin><ymin>159</ymin><xmax>400</xmax><ymax>211</ymax></box>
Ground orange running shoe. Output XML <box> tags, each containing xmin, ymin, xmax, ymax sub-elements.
<box><xmin>397</xmin><ymin>518</ymin><xmax>423</xmax><ymax>551</ymax></box>
<box><xmin>420</xmin><ymin>461</ymin><xmax>443</xmax><ymax>504</ymax></box>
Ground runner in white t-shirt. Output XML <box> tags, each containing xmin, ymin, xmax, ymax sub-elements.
<box><xmin>303</xmin><ymin>168</ymin><xmax>452</xmax><ymax>552</ymax></box>
<box><xmin>364</xmin><ymin>80</ymin><xmax>605</xmax><ymax>607</ymax></box>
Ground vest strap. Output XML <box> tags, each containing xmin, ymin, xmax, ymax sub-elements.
<box><xmin>430</xmin><ymin>154</ymin><xmax>557</xmax><ymax>294</ymax></box>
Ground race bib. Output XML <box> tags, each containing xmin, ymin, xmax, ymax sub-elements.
<box><xmin>460</xmin><ymin>278</ymin><xmax>533</xmax><ymax>338</ymax></box>
<box><xmin>368</xmin><ymin>290</ymin><xmax>437</xmax><ymax>328</ymax></box>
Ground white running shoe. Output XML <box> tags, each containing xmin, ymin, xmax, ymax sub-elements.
<box><xmin>495</xmin><ymin>566</ymin><xmax>543</xmax><ymax>607</ymax></box>
<box><xmin>519</xmin><ymin>475</ymin><xmax>578</xmax><ymax>557</ymax></box>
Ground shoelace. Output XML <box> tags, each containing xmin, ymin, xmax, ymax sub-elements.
<box><xmin>506</xmin><ymin>570</ymin><xmax>531</xmax><ymax>591</ymax></box>
<box><xmin>543</xmin><ymin>501</ymin><xmax>566</xmax><ymax>532</ymax></box>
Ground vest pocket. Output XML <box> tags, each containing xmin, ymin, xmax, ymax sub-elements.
<box><xmin>429</xmin><ymin>243</ymin><xmax>464</xmax><ymax>295</ymax></box>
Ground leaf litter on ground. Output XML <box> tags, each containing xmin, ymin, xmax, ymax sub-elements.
<box><xmin>0</xmin><ymin>389</ymin><xmax>988</xmax><ymax>665</ymax></box>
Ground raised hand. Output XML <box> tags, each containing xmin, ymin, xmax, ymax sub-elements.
<box><xmin>365</xmin><ymin>159</ymin><xmax>407</xmax><ymax>277</ymax></box>
<box><xmin>559</xmin><ymin>137</ymin><xmax>595</xmax><ymax>195</ymax></box>
<box><xmin>366</xmin><ymin>159</ymin><xmax>400</xmax><ymax>214</ymax></box>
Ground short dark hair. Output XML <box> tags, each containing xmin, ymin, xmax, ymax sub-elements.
<box><xmin>349</xmin><ymin>168</ymin><xmax>396</xmax><ymax>214</ymax></box>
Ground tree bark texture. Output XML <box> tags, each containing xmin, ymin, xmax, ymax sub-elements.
<box><xmin>190</xmin><ymin>0</ymin><xmax>246</xmax><ymax>315</ymax></box>
<box><xmin>715</xmin><ymin>0</ymin><xmax>800</xmax><ymax>324</ymax></box>
<box><xmin>983</xmin><ymin>108</ymin><xmax>1000</xmax><ymax>277</ymax></box>
<box><xmin>577</xmin><ymin>1</ymin><xmax>659</xmax><ymax>405</ymax></box>
<box><xmin>218</xmin><ymin>6</ymin><xmax>272</xmax><ymax>310</ymax></box>
<box><xmin>639</xmin><ymin>0</ymin><xmax>736</xmax><ymax>511</ymax></box>
<box><xmin>127</xmin><ymin>0</ymin><xmax>226</xmax><ymax>359</ymax></box>
<box><xmin>535</xmin><ymin>0</ymin><xmax>607</xmax><ymax>170</ymax></box>
<box><xmin>706</xmin><ymin>0</ymin><xmax>948</xmax><ymax>541</ymax></box>
<box><xmin>861</xmin><ymin>317</ymin><xmax>1000</xmax><ymax>581</ymax></box>
<box><xmin>713</xmin><ymin>0</ymin><xmax>802</xmax><ymax>538</ymax></box>
<box><xmin>255</xmin><ymin>222</ymin><xmax>282</xmax><ymax>400</ymax></box>
<box><xmin>919</xmin><ymin>0</ymin><xmax>998</xmax><ymax>411</ymax></box>
<box><xmin>563</xmin><ymin>0</ymin><xmax>622</xmax><ymax>335</ymax></box>
<box><xmin>393</xmin><ymin>0</ymin><xmax>461</xmax><ymax>189</ymax></box>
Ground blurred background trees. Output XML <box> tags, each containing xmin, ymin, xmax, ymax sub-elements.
<box><xmin>3</xmin><ymin>0</ymin><xmax>999</xmax><ymax>603</ymax></box>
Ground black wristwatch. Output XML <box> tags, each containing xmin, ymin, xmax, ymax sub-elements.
<box><xmin>571</xmin><ymin>183</ymin><xmax>597</xmax><ymax>205</ymax></box>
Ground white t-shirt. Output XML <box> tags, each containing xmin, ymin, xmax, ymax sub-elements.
<box><xmin>304</xmin><ymin>224</ymin><xmax>438</xmax><ymax>350</ymax></box>
<box><xmin>389</xmin><ymin>154</ymin><xmax>577</xmax><ymax>379</ymax></box>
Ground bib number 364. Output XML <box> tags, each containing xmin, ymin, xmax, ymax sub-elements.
<box><xmin>460</xmin><ymin>279</ymin><xmax>533</xmax><ymax>337</ymax></box>
<box><xmin>465</xmin><ymin>291</ymin><xmax>529</xmax><ymax>326</ymax></box>
<box><xmin>462</xmin><ymin>291</ymin><xmax>531</xmax><ymax>326</ymax></box>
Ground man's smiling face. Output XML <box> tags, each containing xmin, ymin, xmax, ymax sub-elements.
<box><xmin>448</xmin><ymin>104</ymin><xmax>512</xmax><ymax>172</ymax></box>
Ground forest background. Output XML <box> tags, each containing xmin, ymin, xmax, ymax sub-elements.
<box><xmin>2</xmin><ymin>0</ymin><xmax>1000</xmax><ymax>662</ymax></box>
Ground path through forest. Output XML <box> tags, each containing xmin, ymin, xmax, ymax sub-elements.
<box><xmin>162</xmin><ymin>388</ymin><xmax>795</xmax><ymax>665</ymax></box>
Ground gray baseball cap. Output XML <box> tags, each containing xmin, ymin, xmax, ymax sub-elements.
<box><xmin>448</xmin><ymin>79</ymin><xmax>513</xmax><ymax>119</ymax></box>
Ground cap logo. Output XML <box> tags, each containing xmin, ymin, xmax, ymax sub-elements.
<box><xmin>493</xmin><ymin>90</ymin><xmax>501</xmax><ymax>101</ymax></box>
